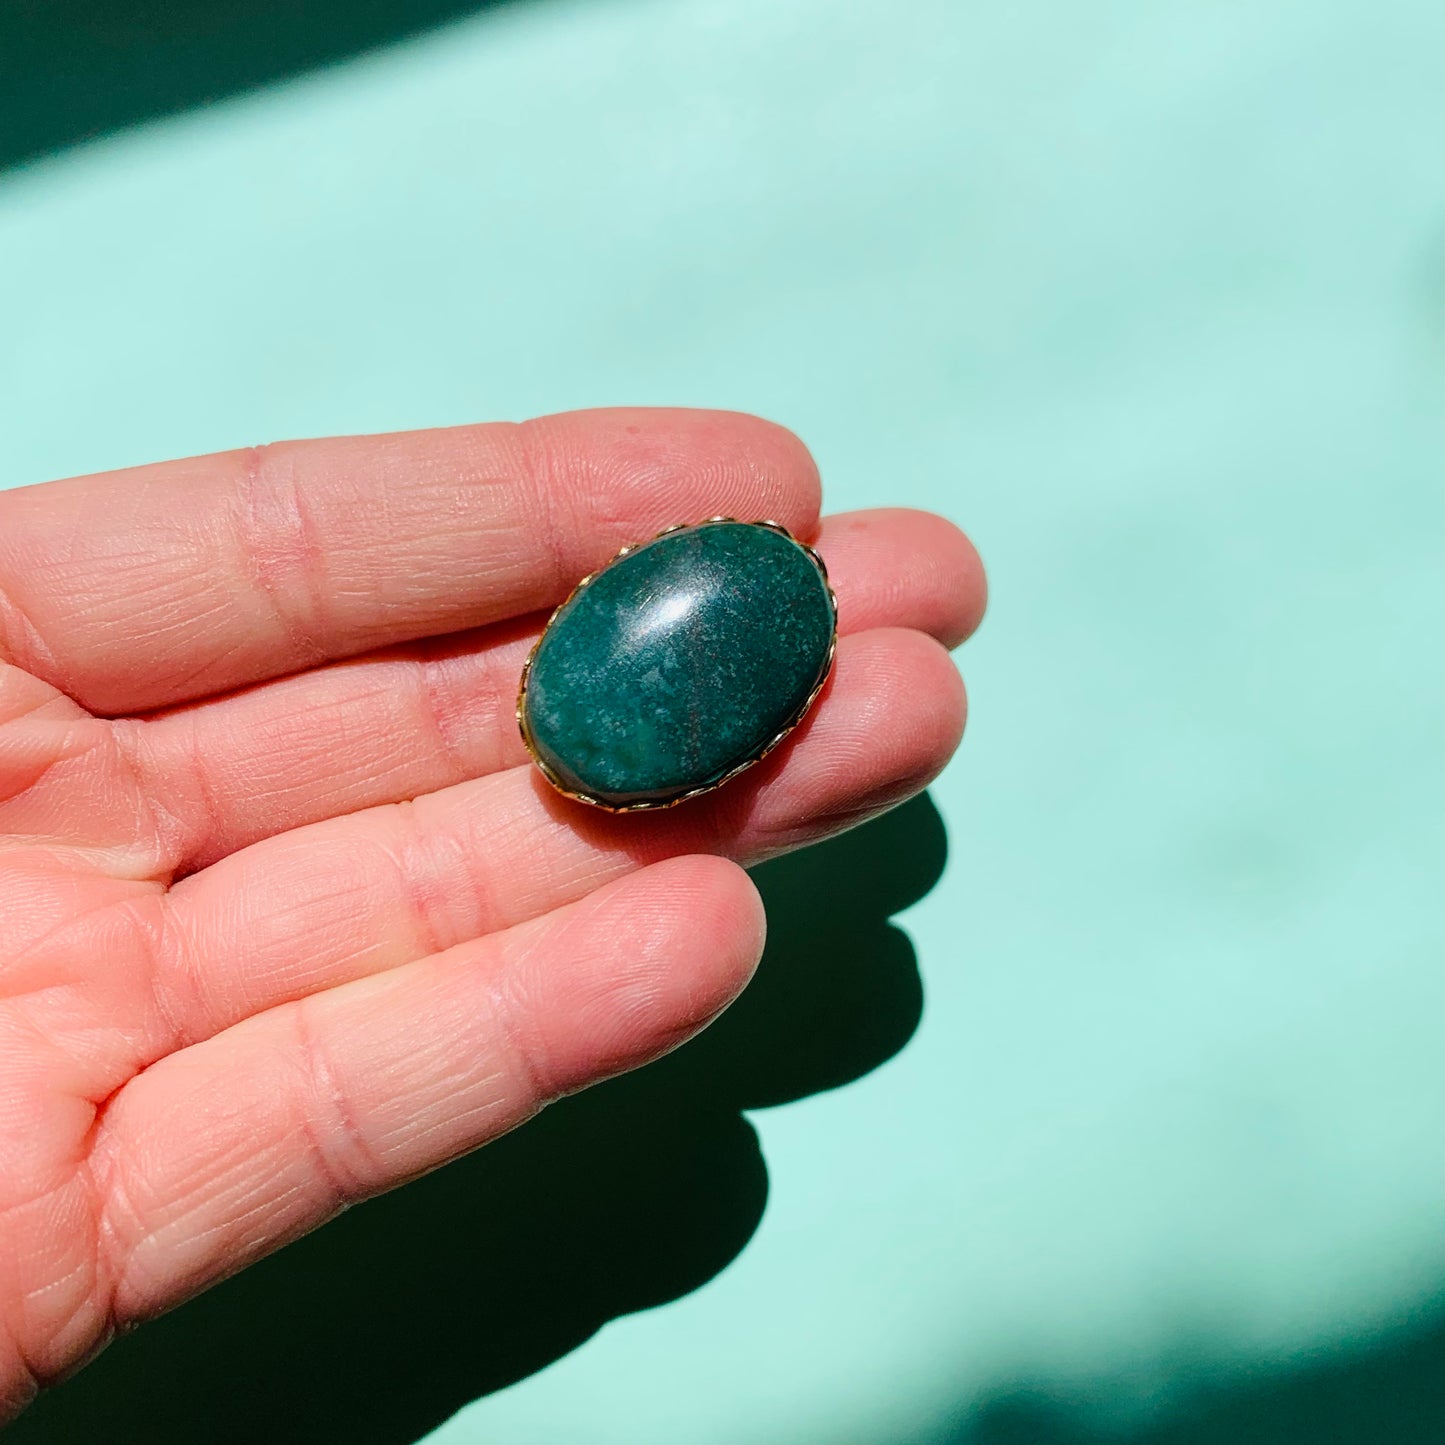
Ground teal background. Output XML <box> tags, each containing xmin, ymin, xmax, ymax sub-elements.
<box><xmin>4</xmin><ymin>0</ymin><xmax>1445</xmax><ymax>1440</ymax></box>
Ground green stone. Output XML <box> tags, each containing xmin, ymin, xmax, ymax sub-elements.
<box><xmin>522</xmin><ymin>520</ymin><xmax>836</xmax><ymax>808</ymax></box>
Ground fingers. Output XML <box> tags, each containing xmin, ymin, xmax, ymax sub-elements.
<box><xmin>0</xmin><ymin>664</ymin><xmax>155</xmax><ymax>869</ymax></box>
<box><xmin>93</xmin><ymin>856</ymin><xmax>766</xmax><ymax>1322</ymax></box>
<box><xmin>819</xmin><ymin>507</ymin><xmax>986</xmax><ymax>647</ymax></box>
<box><xmin>126</xmin><ymin>508</ymin><xmax>984</xmax><ymax>873</ymax></box>
<box><xmin>146</xmin><ymin>628</ymin><xmax>963</xmax><ymax>1053</ymax></box>
<box><xmin>0</xmin><ymin>409</ymin><xmax>819</xmax><ymax>716</ymax></box>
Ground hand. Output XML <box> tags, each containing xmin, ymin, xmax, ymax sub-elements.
<box><xmin>0</xmin><ymin>409</ymin><xmax>984</xmax><ymax>1418</ymax></box>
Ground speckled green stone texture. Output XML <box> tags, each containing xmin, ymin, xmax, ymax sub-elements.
<box><xmin>522</xmin><ymin>522</ymin><xmax>835</xmax><ymax>808</ymax></box>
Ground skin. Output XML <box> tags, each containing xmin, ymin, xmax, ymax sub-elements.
<box><xmin>0</xmin><ymin>408</ymin><xmax>985</xmax><ymax>1421</ymax></box>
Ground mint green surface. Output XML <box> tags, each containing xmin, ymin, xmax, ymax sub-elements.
<box><xmin>4</xmin><ymin>1</ymin><xmax>1445</xmax><ymax>1440</ymax></box>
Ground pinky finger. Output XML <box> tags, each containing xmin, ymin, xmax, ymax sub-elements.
<box><xmin>91</xmin><ymin>855</ymin><xmax>765</xmax><ymax>1324</ymax></box>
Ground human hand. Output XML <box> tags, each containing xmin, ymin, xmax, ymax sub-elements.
<box><xmin>0</xmin><ymin>409</ymin><xmax>984</xmax><ymax>1418</ymax></box>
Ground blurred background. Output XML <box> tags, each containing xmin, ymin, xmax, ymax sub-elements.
<box><xmin>3</xmin><ymin>0</ymin><xmax>1445</xmax><ymax>1440</ymax></box>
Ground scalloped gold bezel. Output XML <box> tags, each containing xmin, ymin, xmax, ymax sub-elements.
<box><xmin>516</xmin><ymin>517</ymin><xmax>838</xmax><ymax>813</ymax></box>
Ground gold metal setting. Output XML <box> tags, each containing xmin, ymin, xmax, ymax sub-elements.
<box><xmin>516</xmin><ymin>517</ymin><xmax>839</xmax><ymax>813</ymax></box>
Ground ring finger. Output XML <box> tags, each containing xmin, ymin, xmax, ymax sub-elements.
<box><xmin>143</xmin><ymin>625</ymin><xmax>965</xmax><ymax>1058</ymax></box>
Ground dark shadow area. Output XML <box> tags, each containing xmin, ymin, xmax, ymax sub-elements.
<box><xmin>944</xmin><ymin>1299</ymin><xmax>1445</xmax><ymax>1444</ymax></box>
<box><xmin>0</xmin><ymin>0</ymin><xmax>517</xmax><ymax>174</ymax></box>
<box><xmin>11</xmin><ymin>794</ymin><xmax>944</xmax><ymax>1445</ymax></box>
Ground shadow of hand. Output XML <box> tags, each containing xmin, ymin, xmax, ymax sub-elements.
<box><xmin>13</xmin><ymin>794</ymin><xmax>948</xmax><ymax>1445</ymax></box>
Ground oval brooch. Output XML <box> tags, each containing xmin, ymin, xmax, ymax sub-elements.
<box><xmin>517</xmin><ymin>518</ymin><xmax>837</xmax><ymax>811</ymax></box>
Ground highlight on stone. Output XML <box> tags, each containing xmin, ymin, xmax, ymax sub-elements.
<box><xmin>517</xmin><ymin>519</ymin><xmax>837</xmax><ymax>811</ymax></box>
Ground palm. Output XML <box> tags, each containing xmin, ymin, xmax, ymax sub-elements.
<box><xmin>0</xmin><ymin>409</ymin><xmax>982</xmax><ymax>1421</ymax></box>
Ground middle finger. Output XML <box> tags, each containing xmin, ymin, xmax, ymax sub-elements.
<box><xmin>125</xmin><ymin>508</ymin><xmax>984</xmax><ymax>874</ymax></box>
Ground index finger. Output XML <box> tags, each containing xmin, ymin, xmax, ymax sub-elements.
<box><xmin>0</xmin><ymin>408</ymin><xmax>820</xmax><ymax>715</ymax></box>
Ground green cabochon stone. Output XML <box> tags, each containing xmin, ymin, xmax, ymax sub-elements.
<box><xmin>523</xmin><ymin>521</ymin><xmax>836</xmax><ymax>808</ymax></box>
